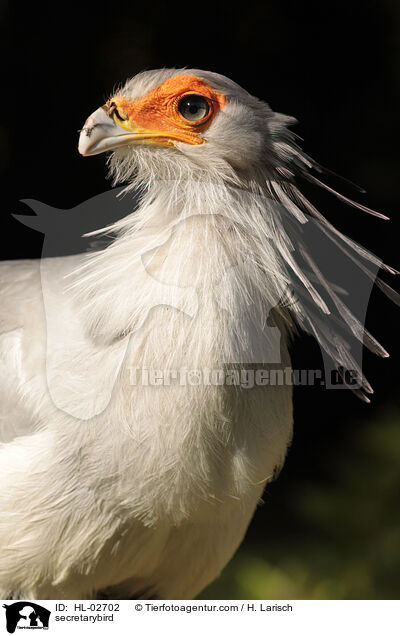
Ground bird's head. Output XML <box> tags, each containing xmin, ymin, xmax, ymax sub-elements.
<box><xmin>78</xmin><ymin>68</ymin><xmax>293</xmax><ymax>185</ymax></box>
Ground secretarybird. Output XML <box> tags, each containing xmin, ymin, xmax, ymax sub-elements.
<box><xmin>0</xmin><ymin>69</ymin><xmax>397</xmax><ymax>600</ymax></box>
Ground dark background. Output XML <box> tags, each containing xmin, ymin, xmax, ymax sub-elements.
<box><xmin>1</xmin><ymin>0</ymin><xmax>399</xmax><ymax>598</ymax></box>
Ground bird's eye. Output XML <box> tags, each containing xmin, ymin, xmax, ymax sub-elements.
<box><xmin>178</xmin><ymin>95</ymin><xmax>210</xmax><ymax>122</ymax></box>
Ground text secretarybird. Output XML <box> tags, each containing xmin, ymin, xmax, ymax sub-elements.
<box><xmin>0</xmin><ymin>69</ymin><xmax>397</xmax><ymax>599</ymax></box>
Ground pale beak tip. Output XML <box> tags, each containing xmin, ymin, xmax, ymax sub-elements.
<box><xmin>77</xmin><ymin>107</ymin><xmax>121</xmax><ymax>157</ymax></box>
<box><xmin>78</xmin><ymin>135</ymin><xmax>91</xmax><ymax>156</ymax></box>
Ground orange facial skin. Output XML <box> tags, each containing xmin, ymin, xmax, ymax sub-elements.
<box><xmin>109</xmin><ymin>74</ymin><xmax>226</xmax><ymax>146</ymax></box>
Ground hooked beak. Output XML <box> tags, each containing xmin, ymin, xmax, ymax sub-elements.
<box><xmin>78</xmin><ymin>105</ymin><xmax>141</xmax><ymax>156</ymax></box>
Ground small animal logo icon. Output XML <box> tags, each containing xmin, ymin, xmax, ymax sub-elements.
<box><xmin>2</xmin><ymin>602</ymin><xmax>50</xmax><ymax>633</ymax></box>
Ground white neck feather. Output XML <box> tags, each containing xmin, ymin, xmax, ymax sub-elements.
<box><xmin>70</xmin><ymin>178</ymin><xmax>291</xmax><ymax>370</ymax></box>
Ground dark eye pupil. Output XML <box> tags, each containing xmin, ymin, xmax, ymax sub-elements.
<box><xmin>178</xmin><ymin>95</ymin><xmax>210</xmax><ymax>122</ymax></box>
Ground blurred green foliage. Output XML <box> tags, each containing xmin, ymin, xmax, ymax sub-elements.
<box><xmin>199</xmin><ymin>407</ymin><xmax>400</xmax><ymax>599</ymax></box>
